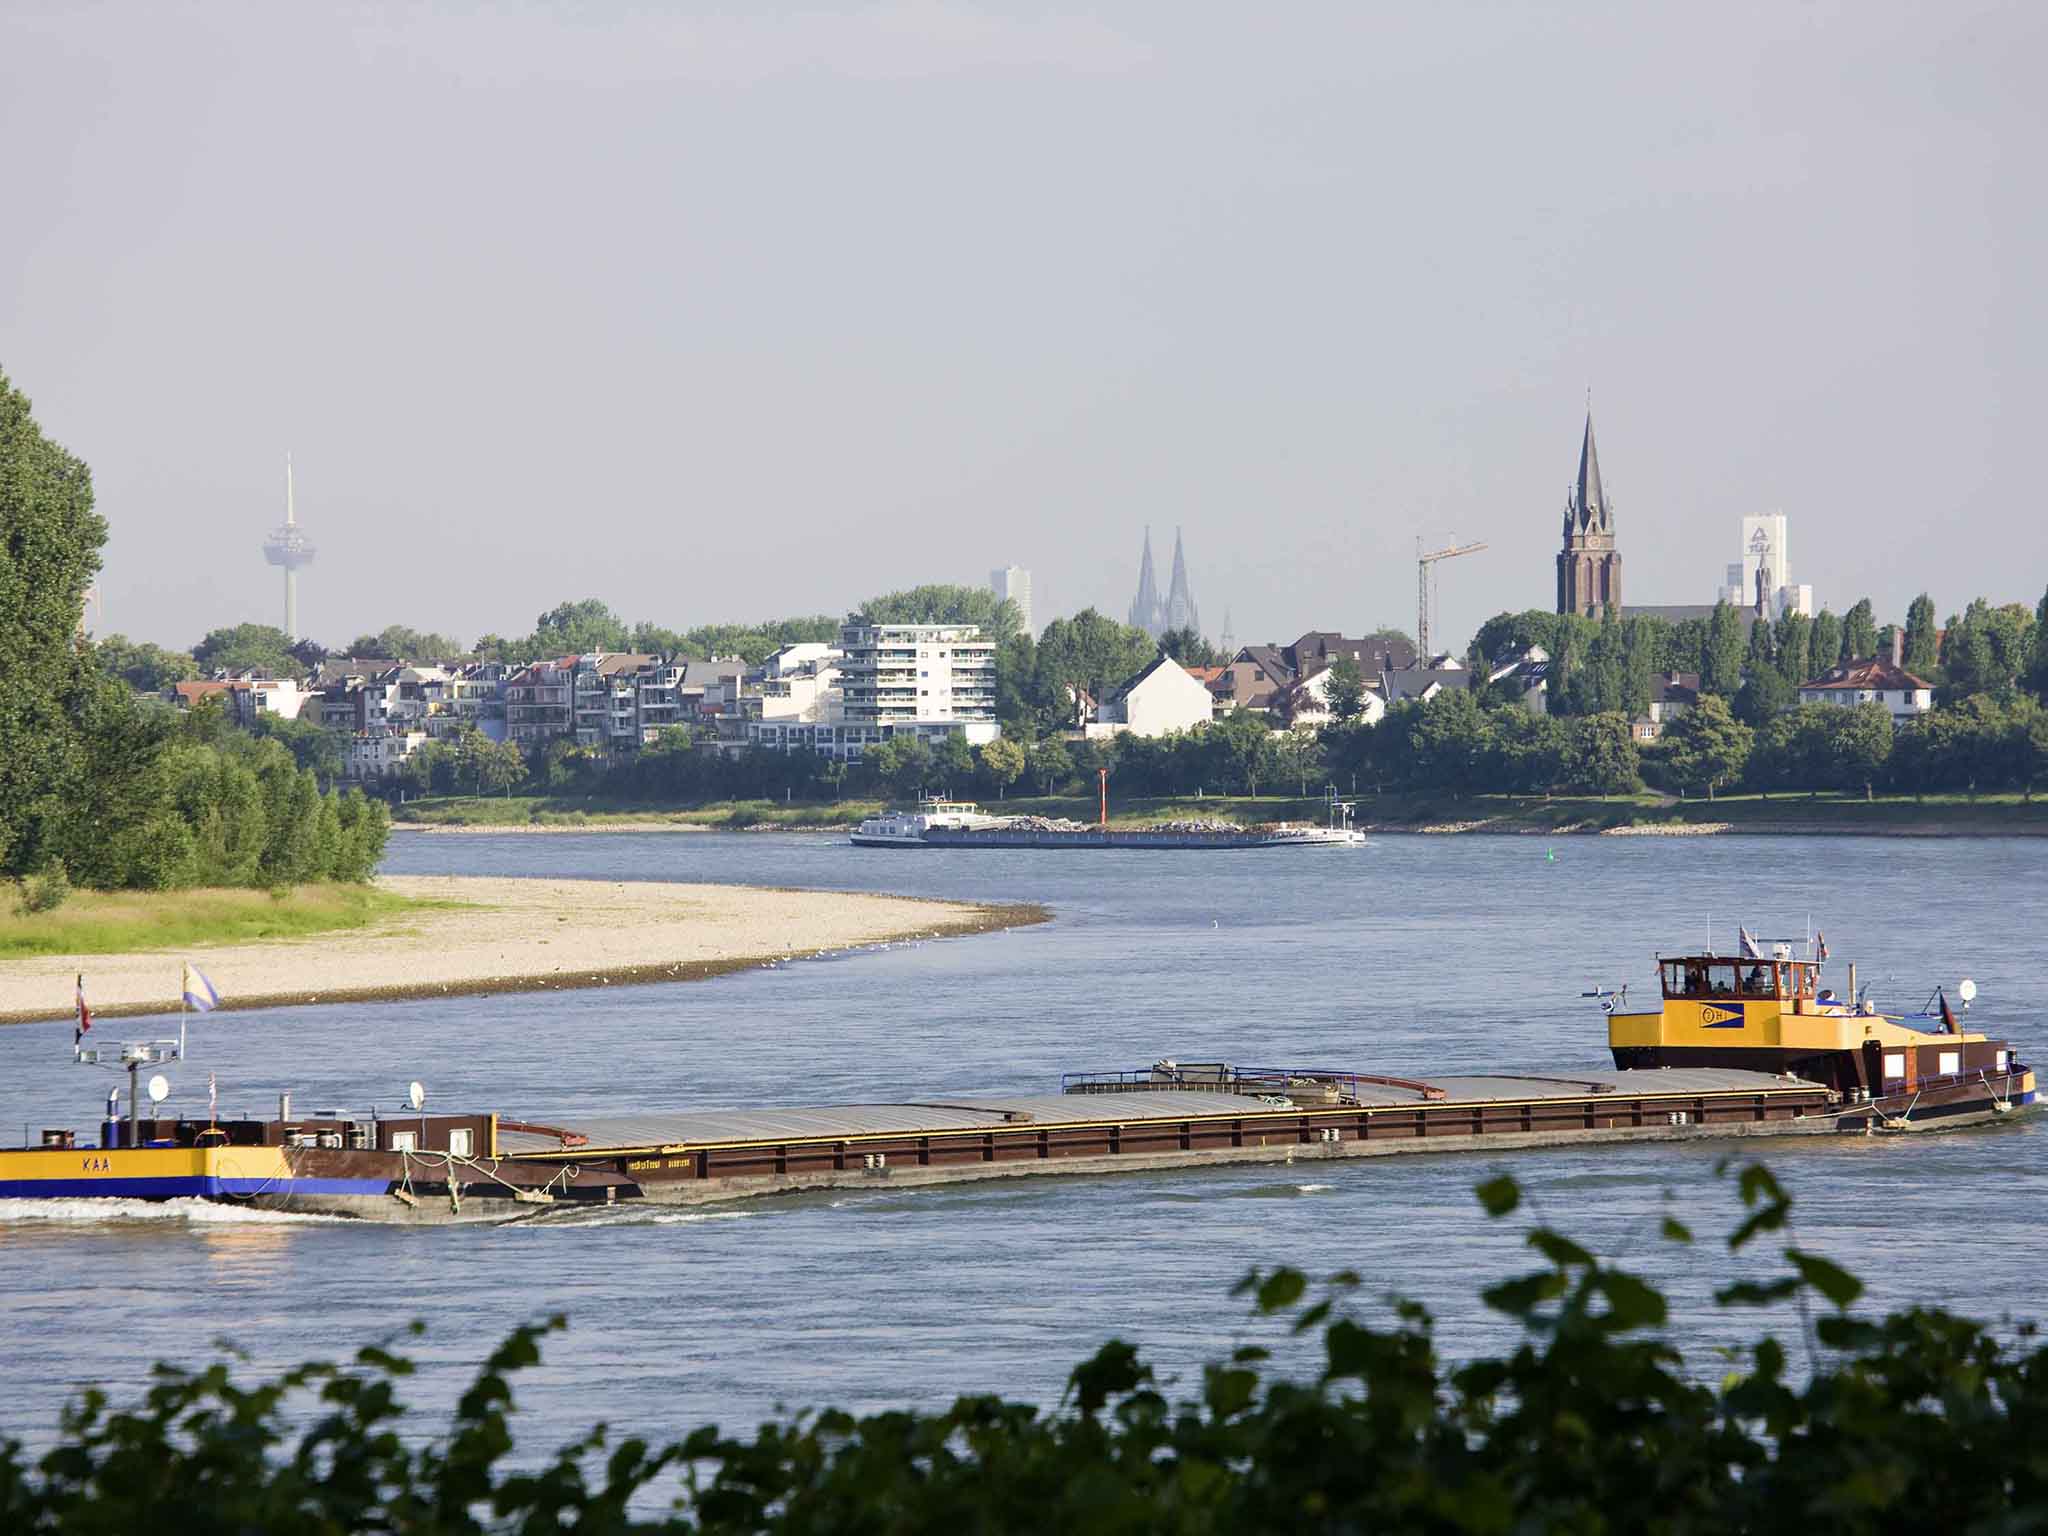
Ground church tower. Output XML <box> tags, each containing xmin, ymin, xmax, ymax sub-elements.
<box><xmin>1556</xmin><ymin>409</ymin><xmax>1622</xmax><ymax>617</ymax></box>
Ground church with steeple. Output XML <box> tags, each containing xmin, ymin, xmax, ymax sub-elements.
<box><xmin>1556</xmin><ymin>409</ymin><xmax>1622</xmax><ymax>618</ymax></box>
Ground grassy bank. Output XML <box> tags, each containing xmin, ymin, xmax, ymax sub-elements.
<box><xmin>393</xmin><ymin>795</ymin><xmax>879</xmax><ymax>830</ymax></box>
<box><xmin>391</xmin><ymin>789</ymin><xmax>2048</xmax><ymax>835</ymax></box>
<box><xmin>0</xmin><ymin>884</ymin><xmax>444</xmax><ymax>960</ymax></box>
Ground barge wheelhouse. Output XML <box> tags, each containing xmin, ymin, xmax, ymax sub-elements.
<box><xmin>1610</xmin><ymin>947</ymin><xmax>2031</xmax><ymax>1122</ymax></box>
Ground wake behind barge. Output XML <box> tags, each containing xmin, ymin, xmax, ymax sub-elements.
<box><xmin>2</xmin><ymin>938</ymin><xmax>2032</xmax><ymax>1225</ymax></box>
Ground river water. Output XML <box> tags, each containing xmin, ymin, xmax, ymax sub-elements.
<box><xmin>2</xmin><ymin>830</ymin><xmax>2044</xmax><ymax>1455</ymax></box>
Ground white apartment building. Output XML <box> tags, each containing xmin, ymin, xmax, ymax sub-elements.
<box><xmin>346</xmin><ymin>729</ymin><xmax>428</xmax><ymax>780</ymax></box>
<box><xmin>989</xmin><ymin>566</ymin><xmax>1033</xmax><ymax>636</ymax></box>
<box><xmin>835</xmin><ymin>622</ymin><xmax>1000</xmax><ymax>751</ymax></box>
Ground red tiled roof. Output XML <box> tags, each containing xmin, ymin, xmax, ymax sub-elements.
<box><xmin>1799</xmin><ymin>659</ymin><xmax>1932</xmax><ymax>692</ymax></box>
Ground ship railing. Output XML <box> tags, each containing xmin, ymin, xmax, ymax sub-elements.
<box><xmin>1875</xmin><ymin>1066</ymin><xmax>2025</xmax><ymax>1100</ymax></box>
<box><xmin>1062</xmin><ymin>1065</ymin><xmax>1448</xmax><ymax>1104</ymax></box>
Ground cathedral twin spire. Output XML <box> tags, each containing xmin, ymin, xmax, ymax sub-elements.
<box><xmin>1128</xmin><ymin>526</ymin><xmax>1200</xmax><ymax>639</ymax></box>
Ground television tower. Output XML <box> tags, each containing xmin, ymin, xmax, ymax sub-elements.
<box><xmin>263</xmin><ymin>454</ymin><xmax>316</xmax><ymax>640</ymax></box>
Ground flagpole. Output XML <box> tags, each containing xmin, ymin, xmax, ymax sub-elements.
<box><xmin>179</xmin><ymin>966</ymin><xmax>187</xmax><ymax>1062</ymax></box>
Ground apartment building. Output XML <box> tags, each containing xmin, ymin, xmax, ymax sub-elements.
<box><xmin>838</xmin><ymin>622</ymin><xmax>997</xmax><ymax>735</ymax></box>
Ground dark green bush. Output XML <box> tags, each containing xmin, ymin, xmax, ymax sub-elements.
<box><xmin>14</xmin><ymin>862</ymin><xmax>70</xmax><ymax>916</ymax></box>
<box><xmin>1</xmin><ymin>1161</ymin><xmax>2041</xmax><ymax>1532</ymax></box>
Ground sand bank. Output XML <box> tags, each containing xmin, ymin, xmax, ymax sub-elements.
<box><xmin>0</xmin><ymin>876</ymin><xmax>1044</xmax><ymax>1025</ymax></box>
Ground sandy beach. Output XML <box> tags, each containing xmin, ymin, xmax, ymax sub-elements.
<box><xmin>0</xmin><ymin>876</ymin><xmax>1042</xmax><ymax>1025</ymax></box>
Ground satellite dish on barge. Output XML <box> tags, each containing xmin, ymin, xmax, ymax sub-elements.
<box><xmin>1959</xmin><ymin>978</ymin><xmax>1978</xmax><ymax>1005</ymax></box>
<box><xmin>407</xmin><ymin>1081</ymin><xmax>426</xmax><ymax>1110</ymax></box>
<box><xmin>146</xmin><ymin>1074</ymin><xmax>169</xmax><ymax>1104</ymax></box>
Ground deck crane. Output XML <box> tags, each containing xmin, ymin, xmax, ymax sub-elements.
<box><xmin>1416</xmin><ymin>538</ymin><xmax>1487</xmax><ymax>662</ymax></box>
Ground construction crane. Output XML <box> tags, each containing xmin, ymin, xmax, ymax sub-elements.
<box><xmin>1416</xmin><ymin>538</ymin><xmax>1487</xmax><ymax>662</ymax></box>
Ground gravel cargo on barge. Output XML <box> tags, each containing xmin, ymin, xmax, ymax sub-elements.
<box><xmin>2</xmin><ymin>932</ymin><xmax>2031</xmax><ymax>1224</ymax></box>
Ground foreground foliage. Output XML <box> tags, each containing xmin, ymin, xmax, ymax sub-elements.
<box><xmin>2</xmin><ymin>1164</ymin><xmax>2042</xmax><ymax>1532</ymax></box>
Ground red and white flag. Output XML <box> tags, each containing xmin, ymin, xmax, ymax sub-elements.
<box><xmin>74</xmin><ymin>974</ymin><xmax>93</xmax><ymax>1047</ymax></box>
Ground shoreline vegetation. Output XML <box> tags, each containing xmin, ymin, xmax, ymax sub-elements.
<box><xmin>390</xmin><ymin>789</ymin><xmax>2048</xmax><ymax>837</ymax></box>
<box><xmin>0</xmin><ymin>876</ymin><xmax>1045</xmax><ymax>1025</ymax></box>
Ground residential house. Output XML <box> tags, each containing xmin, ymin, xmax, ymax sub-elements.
<box><xmin>1630</xmin><ymin>673</ymin><xmax>1701</xmax><ymax>743</ymax></box>
<box><xmin>1087</xmin><ymin>654</ymin><xmax>1217</xmax><ymax>738</ymax></box>
<box><xmin>1380</xmin><ymin>664</ymin><xmax>1470</xmax><ymax>706</ymax></box>
<box><xmin>1485</xmin><ymin>645</ymin><xmax>1551</xmax><ymax>715</ymax></box>
<box><xmin>1279</xmin><ymin>662</ymin><xmax>1387</xmax><ymax>729</ymax></box>
<box><xmin>1798</xmin><ymin>635</ymin><xmax>1933</xmax><ymax>723</ymax></box>
<box><xmin>505</xmin><ymin>657</ymin><xmax>576</xmax><ymax>745</ymax></box>
<box><xmin>346</xmin><ymin>729</ymin><xmax>428</xmax><ymax>781</ymax></box>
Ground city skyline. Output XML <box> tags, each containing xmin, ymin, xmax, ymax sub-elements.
<box><xmin>5</xmin><ymin>2</ymin><xmax>2041</xmax><ymax>652</ymax></box>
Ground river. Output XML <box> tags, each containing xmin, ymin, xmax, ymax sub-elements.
<box><xmin>1</xmin><ymin>830</ymin><xmax>2043</xmax><ymax>1454</ymax></box>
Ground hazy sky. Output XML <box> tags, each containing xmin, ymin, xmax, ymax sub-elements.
<box><xmin>5</xmin><ymin>1</ymin><xmax>2042</xmax><ymax>654</ymax></box>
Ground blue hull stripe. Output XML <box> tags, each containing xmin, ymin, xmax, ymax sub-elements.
<box><xmin>0</xmin><ymin>1176</ymin><xmax>392</xmax><ymax>1200</ymax></box>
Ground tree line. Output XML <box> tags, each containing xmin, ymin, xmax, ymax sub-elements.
<box><xmin>0</xmin><ymin>369</ymin><xmax>389</xmax><ymax>896</ymax></box>
<box><xmin>6</xmin><ymin>1163</ymin><xmax>2046</xmax><ymax>1531</ymax></box>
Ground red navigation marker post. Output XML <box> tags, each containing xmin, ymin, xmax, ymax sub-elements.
<box><xmin>1098</xmin><ymin>767</ymin><xmax>1108</xmax><ymax>828</ymax></box>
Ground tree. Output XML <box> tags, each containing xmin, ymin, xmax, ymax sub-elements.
<box><xmin>1662</xmin><ymin>695</ymin><xmax>1753</xmax><ymax>801</ymax></box>
<box><xmin>1840</xmin><ymin>597</ymin><xmax>1877</xmax><ymax>664</ymax></box>
<box><xmin>1158</xmin><ymin>627</ymin><xmax>1218</xmax><ymax>667</ymax></box>
<box><xmin>1032</xmin><ymin>611</ymin><xmax>1157</xmax><ymax>730</ymax></box>
<box><xmin>1830</xmin><ymin>700</ymin><xmax>1893</xmax><ymax>799</ymax></box>
<box><xmin>529</xmin><ymin>599</ymin><xmax>630</xmax><ymax>656</ymax></box>
<box><xmin>1207</xmin><ymin>710</ymin><xmax>1275</xmax><ymax>795</ymax></box>
<box><xmin>1702</xmin><ymin>603</ymin><xmax>1745</xmax><ymax>697</ymax></box>
<box><xmin>191</xmin><ymin>622</ymin><xmax>298</xmax><ymax>676</ymax></box>
<box><xmin>1027</xmin><ymin>737</ymin><xmax>1073</xmax><ymax>795</ymax></box>
<box><xmin>250</xmin><ymin>714</ymin><xmax>345</xmax><ymax>785</ymax></box>
<box><xmin>343</xmin><ymin>624</ymin><xmax>465</xmax><ymax>660</ymax></box>
<box><xmin>978</xmin><ymin>736</ymin><xmax>1026</xmax><ymax>799</ymax></box>
<box><xmin>934</xmin><ymin>732</ymin><xmax>975</xmax><ymax>791</ymax></box>
<box><xmin>1406</xmin><ymin>691</ymin><xmax>1495</xmax><ymax>797</ymax></box>
<box><xmin>1940</xmin><ymin>599</ymin><xmax>1999</xmax><ymax>699</ymax></box>
<box><xmin>1809</xmin><ymin>609</ymin><xmax>1842</xmax><ymax>678</ymax></box>
<box><xmin>476</xmin><ymin>737</ymin><xmax>529</xmax><ymax>797</ymax></box>
<box><xmin>1772</xmin><ymin>611</ymin><xmax>1811</xmax><ymax>689</ymax></box>
<box><xmin>94</xmin><ymin>634</ymin><xmax>200</xmax><ymax>692</ymax></box>
<box><xmin>2019</xmin><ymin>705</ymin><xmax>2048</xmax><ymax>802</ymax></box>
<box><xmin>1904</xmin><ymin>593</ymin><xmax>1939</xmax><ymax>674</ymax></box>
<box><xmin>0</xmin><ymin>367</ymin><xmax>110</xmax><ymax>878</ymax></box>
<box><xmin>1271</xmin><ymin>727</ymin><xmax>1324</xmax><ymax>797</ymax></box>
<box><xmin>674</xmin><ymin>616</ymin><xmax>839</xmax><ymax>665</ymax></box>
<box><xmin>2030</xmin><ymin>585</ymin><xmax>2048</xmax><ymax>702</ymax></box>
<box><xmin>1563</xmin><ymin>713</ymin><xmax>1639</xmax><ymax>798</ymax></box>
<box><xmin>1733</xmin><ymin>665</ymin><xmax>1792</xmax><ymax>727</ymax></box>
<box><xmin>855</xmin><ymin>585</ymin><xmax>1021</xmax><ymax>645</ymax></box>
<box><xmin>1322</xmin><ymin>655</ymin><xmax>1367</xmax><ymax>722</ymax></box>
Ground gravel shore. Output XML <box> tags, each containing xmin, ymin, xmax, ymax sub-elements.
<box><xmin>0</xmin><ymin>876</ymin><xmax>1043</xmax><ymax>1024</ymax></box>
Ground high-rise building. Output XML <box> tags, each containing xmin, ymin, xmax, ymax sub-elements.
<box><xmin>263</xmin><ymin>454</ymin><xmax>317</xmax><ymax>640</ymax></box>
<box><xmin>1716</xmin><ymin>514</ymin><xmax>1814</xmax><ymax>619</ymax></box>
<box><xmin>1127</xmin><ymin>526</ymin><xmax>1200</xmax><ymax>639</ymax></box>
<box><xmin>989</xmin><ymin>565</ymin><xmax>1033</xmax><ymax>636</ymax></box>
<box><xmin>838</xmin><ymin>622</ymin><xmax>998</xmax><ymax>735</ymax></box>
<box><xmin>1556</xmin><ymin>410</ymin><xmax>1621</xmax><ymax>618</ymax></box>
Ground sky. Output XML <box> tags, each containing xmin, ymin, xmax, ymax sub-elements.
<box><xmin>4</xmin><ymin>0</ymin><xmax>2043</xmax><ymax>655</ymax></box>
